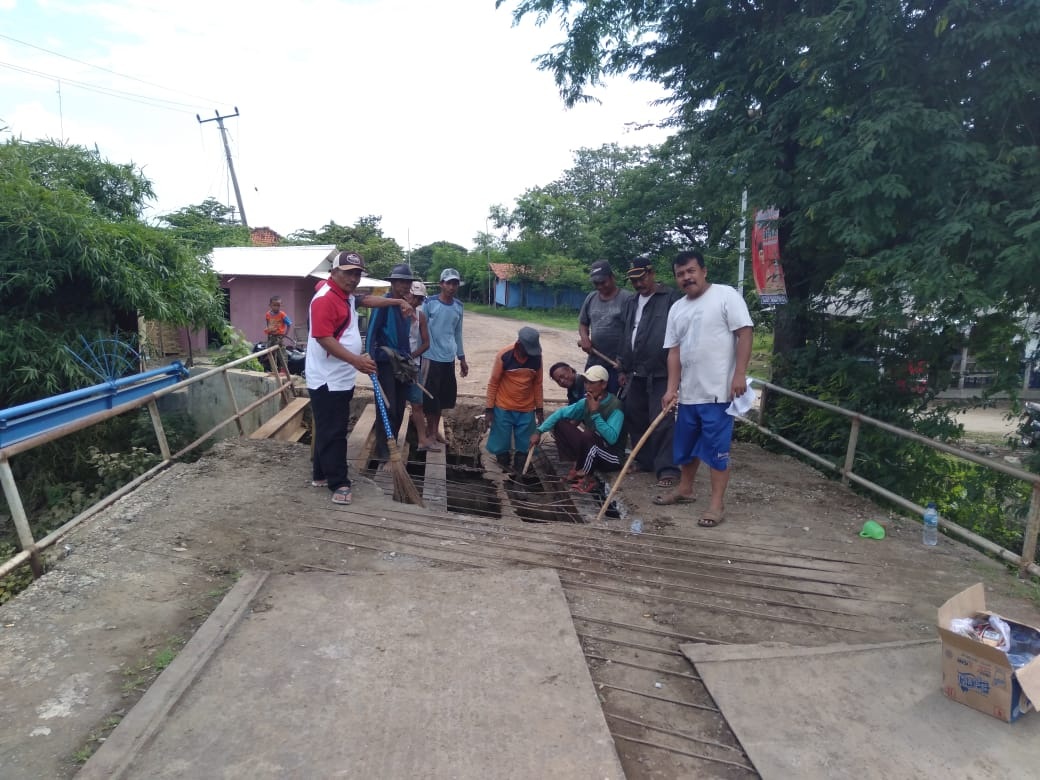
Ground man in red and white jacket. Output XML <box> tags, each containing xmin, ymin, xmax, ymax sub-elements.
<box><xmin>306</xmin><ymin>251</ymin><xmax>413</xmax><ymax>505</ymax></box>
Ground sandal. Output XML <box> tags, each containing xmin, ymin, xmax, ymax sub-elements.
<box><xmin>655</xmin><ymin>476</ymin><xmax>677</xmax><ymax>489</ymax></box>
<box><xmin>652</xmin><ymin>492</ymin><xmax>696</xmax><ymax>506</ymax></box>
<box><xmin>311</xmin><ymin>479</ymin><xmax>327</xmax><ymax>488</ymax></box>
<box><xmin>571</xmin><ymin>475</ymin><xmax>599</xmax><ymax>494</ymax></box>
<box><xmin>699</xmin><ymin>510</ymin><xmax>725</xmax><ymax>528</ymax></box>
<box><xmin>331</xmin><ymin>486</ymin><xmax>353</xmax><ymax>505</ymax></box>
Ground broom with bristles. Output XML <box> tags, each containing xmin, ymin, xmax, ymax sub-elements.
<box><xmin>371</xmin><ymin>374</ymin><xmax>425</xmax><ymax>506</ymax></box>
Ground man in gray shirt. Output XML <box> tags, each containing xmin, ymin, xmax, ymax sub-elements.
<box><xmin>578</xmin><ymin>260</ymin><xmax>633</xmax><ymax>395</ymax></box>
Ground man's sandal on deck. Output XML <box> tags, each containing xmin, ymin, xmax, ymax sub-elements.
<box><xmin>652</xmin><ymin>492</ymin><xmax>696</xmax><ymax>506</ymax></box>
<box><xmin>699</xmin><ymin>510</ymin><xmax>725</xmax><ymax>528</ymax></box>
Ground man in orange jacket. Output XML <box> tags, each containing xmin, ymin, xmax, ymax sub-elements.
<box><xmin>485</xmin><ymin>327</ymin><xmax>544</xmax><ymax>472</ymax></box>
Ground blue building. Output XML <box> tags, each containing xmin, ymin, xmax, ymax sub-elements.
<box><xmin>490</xmin><ymin>263</ymin><xmax>586</xmax><ymax>311</ymax></box>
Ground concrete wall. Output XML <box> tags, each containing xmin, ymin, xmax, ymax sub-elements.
<box><xmin>158</xmin><ymin>367</ymin><xmax>287</xmax><ymax>440</ymax></box>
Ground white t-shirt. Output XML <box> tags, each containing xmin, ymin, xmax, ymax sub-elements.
<box><xmin>663</xmin><ymin>284</ymin><xmax>753</xmax><ymax>404</ymax></box>
<box><xmin>305</xmin><ymin>287</ymin><xmax>363</xmax><ymax>391</ymax></box>
<box><xmin>631</xmin><ymin>294</ymin><xmax>651</xmax><ymax>350</ymax></box>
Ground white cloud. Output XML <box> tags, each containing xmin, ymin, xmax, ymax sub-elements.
<box><xmin>1</xmin><ymin>0</ymin><xmax>673</xmax><ymax>250</ymax></box>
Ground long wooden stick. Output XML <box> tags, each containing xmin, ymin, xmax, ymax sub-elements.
<box><xmin>589</xmin><ymin>346</ymin><xmax>622</xmax><ymax>370</ymax></box>
<box><xmin>521</xmin><ymin>446</ymin><xmax>537</xmax><ymax>475</ymax></box>
<box><xmin>595</xmin><ymin>399</ymin><xmax>677</xmax><ymax>523</ymax></box>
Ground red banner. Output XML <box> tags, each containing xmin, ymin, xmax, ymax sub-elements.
<box><xmin>751</xmin><ymin>207</ymin><xmax>787</xmax><ymax>305</ymax></box>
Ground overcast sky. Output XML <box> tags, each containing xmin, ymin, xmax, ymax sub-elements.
<box><xmin>1</xmin><ymin>0</ymin><xmax>672</xmax><ymax>250</ymax></box>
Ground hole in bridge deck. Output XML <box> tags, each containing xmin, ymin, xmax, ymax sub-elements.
<box><xmin>445</xmin><ymin>454</ymin><xmax>501</xmax><ymax>518</ymax></box>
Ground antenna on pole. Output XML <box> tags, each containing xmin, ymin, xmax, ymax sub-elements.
<box><xmin>197</xmin><ymin>107</ymin><xmax>249</xmax><ymax>227</ymax></box>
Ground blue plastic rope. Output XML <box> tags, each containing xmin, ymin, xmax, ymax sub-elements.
<box><xmin>370</xmin><ymin>374</ymin><xmax>395</xmax><ymax>440</ymax></box>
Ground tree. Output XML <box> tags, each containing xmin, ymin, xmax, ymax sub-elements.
<box><xmin>409</xmin><ymin>241</ymin><xmax>468</xmax><ymax>281</ymax></box>
<box><xmin>0</xmin><ymin>139</ymin><xmax>224</xmax><ymax>406</ymax></box>
<box><xmin>286</xmin><ymin>215</ymin><xmax>405</xmax><ymax>279</ymax></box>
<box><xmin>159</xmin><ymin>198</ymin><xmax>251</xmax><ymax>254</ymax></box>
<box><xmin>502</xmin><ymin>0</ymin><xmax>1040</xmax><ymax>397</ymax></box>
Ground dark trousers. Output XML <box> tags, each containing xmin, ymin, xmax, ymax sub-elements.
<box><xmin>309</xmin><ymin>384</ymin><xmax>354</xmax><ymax>491</ymax></box>
<box><xmin>373</xmin><ymin>362</ymin><xmax>407</xmax><ymax>460</ymax></box>
<box><xmin>551</xmin><ymin>419</ymin><xmax>622</xmax><ymax>474</ymax></box>
<box><xmin>624</xmin><ymin>375</ymin><xmax>679</xmax><ymax>479</ymax></box>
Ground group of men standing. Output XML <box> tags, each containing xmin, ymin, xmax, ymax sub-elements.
<box><xmin>305</xmin><ymin>252</ymin><xmax>467</xmax><ymax>506</ymax></box>
<box><xmin>486</xmin><ymin>250</ymin><xmax>753</xmax><ymax>527</ymax></box>
<box><xmin>303</xmin><ymin>247</ymin><xmax>752</xmax><ymax>527</ymax></box>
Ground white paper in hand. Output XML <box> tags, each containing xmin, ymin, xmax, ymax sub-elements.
<box><xmin>726</xmin><ymin>378</ymin><xmax>757</xmax><ymax>417</ymax></box>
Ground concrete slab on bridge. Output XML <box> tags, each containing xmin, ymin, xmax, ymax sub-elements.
<box><xmin>81</xmin><ymin>568</ymin><xmax>624</xmax><ymax>779</ymax></box>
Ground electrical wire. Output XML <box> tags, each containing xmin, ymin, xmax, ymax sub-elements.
<box><xmin>0</xmin><ymin>32</ymin><xmax>229</xmax><ymax>106</ymax></box>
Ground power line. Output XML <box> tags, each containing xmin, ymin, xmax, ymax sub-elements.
<box><xmin>0</xmin><ymin>59</ymin><xmax>198</xmax><ymax>114</ymax></box>
<box><xmin>0</xmin><ymin>32</ymin><xmax>228</xmax><ymax>107</ymax></box>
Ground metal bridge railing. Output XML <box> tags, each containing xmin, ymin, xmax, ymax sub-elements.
<box><xmin>0</xmin><ymin>347</ymin><xmax>294</xmax><ymax>580</ymax></box>
<box><xmin>745</xmin><ymin>378</ymin><xmax>1040</xmax><ymax>579</ymax></box>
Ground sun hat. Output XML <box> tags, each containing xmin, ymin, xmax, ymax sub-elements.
<box><xmin>409</xmin><ymin>281</ymin><xmax>427</xmax><ymax>297</ymax></box>
<box><xmin>517</xmin><ymin>326</ymin><xmax>542</xmax><ymax>356</ymax></box>
<box><xmin>859</xmin><ymin>520</ymin><xmax>886</xmax><ymax>540</ymax></box>
<box><xmin>580</xmin><ymin>365</ymin><xmax>609</xmax><ymax>383</ymax></box>
<box><xmin>388</xmin><ymin>263</ymin><xmax>415</xmax><ymax>281</ymax></box>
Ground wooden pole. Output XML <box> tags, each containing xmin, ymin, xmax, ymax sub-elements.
<box><xmin>595</xmin><ymin>399</ymin><xmax>676</xmax><ymax>523</ymax></box>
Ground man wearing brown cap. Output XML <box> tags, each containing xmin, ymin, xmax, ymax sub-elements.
<box><xmin>578</xmin><ymin>260</ymin><xmax>633</xmax><ymax>395</ymax></box>
<box><xmin>485</xmin><ymin>326</ymin><xmax>545</xmax><ymax>472</ymax></box>
<box><xmin>618</xmin><ymin>256</ymin><xmax>682</xmax><ymax>490</ymax></box>
<box><xmin>306</xmin><ymin>251</ymin><xmax>414</xmax><ymax>505</ymax></box>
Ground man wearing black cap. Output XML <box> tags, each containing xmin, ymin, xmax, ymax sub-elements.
<box><xmin>618</xmin><ymin>256</ymin><xmax>682</xmax><ymax>489</ymax></box>
<box><xmin>367</xmin><ymin>263</ymin><xmax>417</xmax><ymax>462</ymax></box>
<box><xmin>485</xmin><ymin>327</ymin><xmax>545</xmax><ymax>472</ymax></box>
<box><xmin>578</xmin><ymin>260</ymin><xmax>633</xmax><ymax>395</ymax></box>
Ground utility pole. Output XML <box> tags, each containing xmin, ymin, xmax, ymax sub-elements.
<box><xmin>737</xmin><ymin>187</ymin><xmax>748</xmax><ymax>295</ymax></box>
<box><xmin>197</xmin><ymin>108</ymin><xmax>248</xmax><ymax>227</ymax></box>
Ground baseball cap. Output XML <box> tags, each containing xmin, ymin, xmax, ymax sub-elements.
<box><xmin>517</xmin><ymin>326</ymin><xmax>542</xmax><ymax>356</ymax></box>
<box><xmin>409</xmin><ymin>281</ymin><xmax>427</xmax><ymax>297</ymax></box>
<box><xmin>626</xmin><ymin>256</ymin><xmax>654</xmax><ymax>279</ymax></box>
<box><xmin>440</xmin><ymin>268</ymin><xmax>462</xmax><ymax>282</ymax></box>
<box><xmin>589</xmin><ymin>259</ymin><xmax>613</xmax><ymax>283</ymax></box>
<box><xmin>580</xmin><ymin>365</ymin><xmax>609</xmax><ymax>383</ymax></box>
<box><xmin>389</xmin><ymin>263</ymin><xmax>415</xmax><ymax>281</ymax></box>
<box><xmin>331</xmin><ymin>251</ymin><xmax>365</xmax><ymax>271</ymax></box>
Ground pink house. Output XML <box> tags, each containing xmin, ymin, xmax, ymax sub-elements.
<box><xmin>210</xmin><ymin>245</ymin><xmax>389</xmax><ymax>346</ymax></box>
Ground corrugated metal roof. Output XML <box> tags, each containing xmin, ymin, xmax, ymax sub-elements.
<box><xmin>209</xmin><ymin>245</ymin><xmax>338</xmax><ymax>278</ymax></box>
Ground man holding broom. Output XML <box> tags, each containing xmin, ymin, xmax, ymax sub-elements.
<box><xmin>306</xmin><ymin>251</ymin><xmax>413</xmax><ymax>505</ymax></box>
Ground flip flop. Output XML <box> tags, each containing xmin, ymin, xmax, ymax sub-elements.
<box><xmin>699</xmin><ymin>510</ymin><xmax>725</xmax><ymax>528</ymax></box>
<box><xmin>331</xmin><ymin>486</ymin><xmax>353</xmax><ymax>505</ymax></box>
<box><xmin>652</xmin><ymin>492</ymin><xmax>696</xmax><ymax>506</ymax></box>
<box><xmin>311</xmin><ymin>479</ymin><xmax>327</xmax><ymax>488</ymax></box>
<box><xmin>655</xmin><ymin>476</ymin><xmax>677</xmax><ymax>489</ymax></box>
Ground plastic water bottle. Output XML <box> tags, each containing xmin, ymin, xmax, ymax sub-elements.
<box><xmin>922</xmin><ymin>502</ymin><xmax>939</xmax><ymax>546</ymax></box>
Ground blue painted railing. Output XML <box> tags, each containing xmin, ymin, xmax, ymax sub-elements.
<box><xmin>0</xmin><ymin>362</ymin><xmax>188</xmax><ymax>448</ymax></box>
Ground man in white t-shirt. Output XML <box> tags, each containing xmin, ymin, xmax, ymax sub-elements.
<box><xmin>657</xmin><ymin>250</ymin><xmax>754</xmax><ymax>527</ymax></box>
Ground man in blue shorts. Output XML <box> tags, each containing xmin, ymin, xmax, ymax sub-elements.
<box><xmin>421</xmin><ymin>268</ymin><xmax>469</xmax><ymax>443</ymax></box>
<box><xmin>658</xmin><ymin>249</ymin><xmax>753</xmax><ymax>527</ymax></box>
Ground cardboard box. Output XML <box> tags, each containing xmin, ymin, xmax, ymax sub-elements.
<box><xmin>937</xmin><ymin>583</ymin><xmax>1040</xmax><ymax>722</ymax></box>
